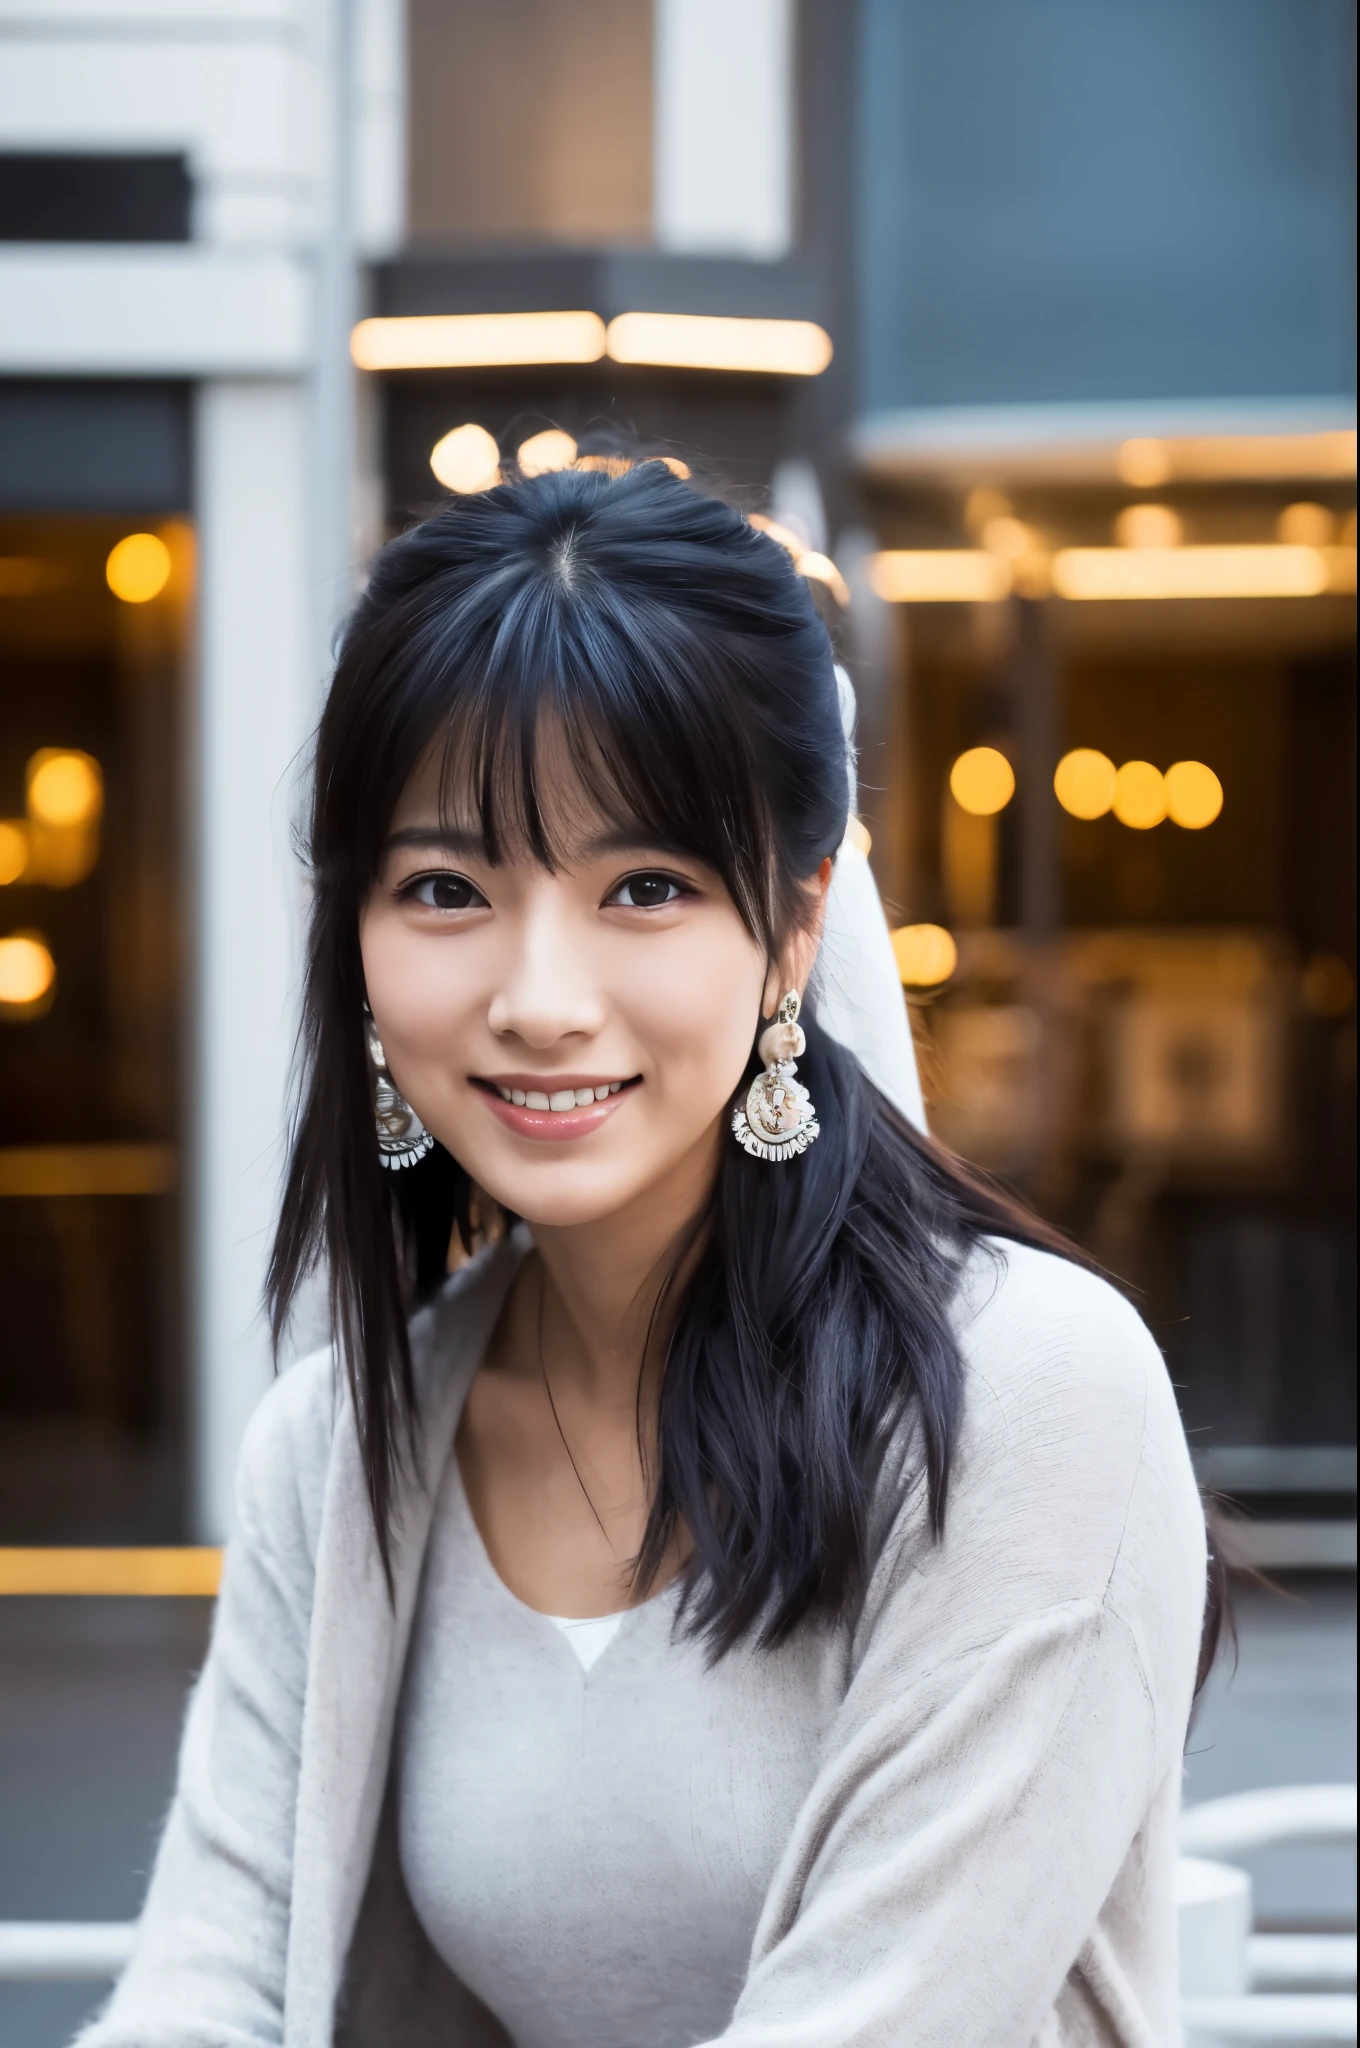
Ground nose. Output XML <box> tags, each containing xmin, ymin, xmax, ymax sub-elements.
<box><xmin>485</xmin><ymin>888</ymin><xmax>606</xmax><ymax>1050</ymax></box>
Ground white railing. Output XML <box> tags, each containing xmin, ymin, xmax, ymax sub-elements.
<box><xmin>0</xmin><ymin>1920</ymin><xmax>134</xmax><ymax>1980</ymax></box>
<box><xmin>1180</xmin><ymin>1785</ymin><xmax>1357</xmax><ymax>2048</ymax></box>
<box><xmin>3</xmin><ymin>1785</ymin><xmax>1355</xmax><ymax>2048</ymax></box>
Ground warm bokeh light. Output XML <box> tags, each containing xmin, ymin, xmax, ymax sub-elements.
<box><xmin>980</xmin><ymin>515</ymin><xmax>1035</xmax><ymax>559</ymax></box>
<box><xmin>1322</xmin><ymin>543</ymin><xmax>1359</xmax><ymax>592</ymax></box>
<box><xmin>1164</xmin><ymin>760</ymin><xmax>1224</xmax><ymax>829</ymax></box>
<box><xmin>869</xmin><ymin>551</ymin><xmax>1011</xmax><ymax>603</ymax></box>
<box><xmin>1114</xmin><ymin>503</ymin><xmax>1184</xmax><ymax>549</ymax></box>
<box><xmin>891</xmin><ymin>923</ymin><xmax>959</xmax><ymax>988</ymax></box>
<box><xmin>798</xmin><ymin>552</ymin><xmax>850</xmax><ymax>606</ymax></box>
<box><xmin>0</xmin><ymin>930</ymin><xmax>55</xmax><ymax>1009</ymax></box>
<box><xmin>964</xmin><ymin>486</ymin><xmax>1012</xmax><ymax>533</ymax></box>
<box><xmin>950</xmin><ymin>747</ymin><xmax>1016</xmax><ymax>817</ymax></box>
<box><xmin>747</xmin><ymin>518</ymin><xmax>850</xmax><ymax>606</ymax></box>
<box><xmin>1009</xmin><ymin>550</ymin><xmax>1053</xmax><ymax>599</ymax></box>
<box><xmin>1052</xmin><ymin>544</ymin><xmax>1330</xmax><ymax>600</ymax></box>
<box><xmin>0</xmin><ymin>820</ymin><xmax>28</xmax><ymax>885</ymax></box>
<box><xmin>1117</xmin><ymin>431</ymin><xmax>1355</xmax><ymax>486</ymax></box>
<box><xmin>351</xmin><ymin>310</ymin><xmax>607</xmax><ymax>371</ymax></box>
<box><xmin>1117</xmin><ymin>439</ymin><xmax>1172</xmax><ymax>488</ymax></box>
<box><xmin>659</xmin><ymin>456</ymin><xmax>691</xmax><ymax>479</ymax></box>
<box><xmin>105</xmin><ymin>532</ymin><xmax>171</xmax><ymax>604</ymax></box>
<box><xmin>1275</xmin><ymin>501</ymin><xmax>1335</xmax><ymax>546</ymax></box>
<box><xmin>26</xmin><ymin>749</ymin><xmax>103</xmax><ymax>829</ymax></box>
<box><xmin>605</xmin><ymin>312</ymin><xmax>833</xmax><ymax>376</ymax></box>
<box><xmin>429</xmin><ymin>423</ymin><xmax>501</xmax><ymax>494</ymax></box>
<box><xmin>748</xmin><ymin>512</ymin><xmax>807</xmax><ymax>558</ymax></box>
<box><xmin>843</xmin><ymin>815</ymin><xmax>872</xmax><ymax>856</ymax></box>
<box><xmin>517</xmin><ymin>428</ymin><xmax>577</xmax><ymax>476</ymax></box>
<box><xmin>1168</xmin><ymin>431</ymin><xmax>1357</xmax><ymax>481</ymax></box>
<box><xmin>1112</xmin><ymin>760</ymin><xmax>1168</xmax><ymax>830</ymax></box>
<box><xmin>1054</xmin><ymin>748</ymin><xmax>1117</xmax><ymax>820</ymax></box>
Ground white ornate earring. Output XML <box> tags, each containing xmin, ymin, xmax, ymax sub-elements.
<box><xmin>366</xmin><ymin>1015</ymin><xmax>434</xmax><ymax>1170</ymax></box>
<box><xmin>731</xmin><ymin>989</ymin><xmax>820</xmax><ymax>1162</ymax></box>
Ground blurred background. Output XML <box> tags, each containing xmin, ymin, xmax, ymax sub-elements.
<box><xmin>0</xmin><ymin>2</ymin><xmax>1354</xmax><ymax>2042</ymax></box>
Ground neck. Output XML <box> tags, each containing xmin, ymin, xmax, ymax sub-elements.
<box><xmin>527</xmin><ymin>1119</ymin><xmax>720</xmax><ymax>1405</ymax></box>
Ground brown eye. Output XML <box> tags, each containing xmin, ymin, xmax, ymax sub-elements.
<box><xmin>409</xmin><ymin>872</ymin><xmax>485</xmax><ymax>911</ymax></box>
<box><xmin>612</xmin><ymin>872</ymin><xmax>683</xmax><ymax>909</ymax></box>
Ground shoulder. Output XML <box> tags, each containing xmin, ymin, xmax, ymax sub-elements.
<box><xmin>951</xmin><ymin>1237</ymin><xmax>1179</xmax><ymax>1474</ymax></box>
<box><xmin>924</xmin><ymin>1237</ymin><xmax>1204</xmax><ymax>1619</ymax></box>
<box><xmin>231</xmin><ymin>1343</ymin><xmax>340</xmax><ymax>1562</ymax></box>
<box><xmin>230</xmin><ymin>1231</ymin><xmax>529</xmax><ymax>1553</ymax></box>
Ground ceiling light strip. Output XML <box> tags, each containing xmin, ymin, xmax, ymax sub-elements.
<box><xmin>350</xmin><ymin>310</ymin><xmax>833</xmax><ymax>376</ymax></box>
<box><xmin>869</xmin><ymin>544</ymin><xmax>1357</xmax><ymax>602</ymax></box>
<box><xmin>1051</xmin><ymin>544</ymin><xmax>1354</xmax><ymax>601</ymax></box>
<box><xmin>605</xmin><ymin>312</ymin><xmax>832</xmax><ymax>376</ymax></box>
<box><xmin>350</xmin><ymin>310</ymin><xmax>608</xmax><ymax>372</ymax></box>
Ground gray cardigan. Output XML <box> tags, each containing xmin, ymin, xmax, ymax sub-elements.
<box><xmin>76</xmin><ymin>1231</ymin><xmax>1206</xmax><ymax>2047</ymax></box>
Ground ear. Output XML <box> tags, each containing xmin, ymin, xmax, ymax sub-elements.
<box><xmin>760</xmin><ymin>856</ymin><xmax>835</xmax><ymax>1019</ymax></box>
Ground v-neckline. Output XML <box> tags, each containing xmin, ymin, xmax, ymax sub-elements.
<box><xmin>442</xmin><ymin>1448</ymin><xmax>675</xmax><ymax>1679</ymax></box>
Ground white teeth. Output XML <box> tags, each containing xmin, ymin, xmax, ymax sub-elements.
<box><xmin>510</xmin><ymin>1085</ymin><xmax>623</xmax><ymax>1113</ymax></box>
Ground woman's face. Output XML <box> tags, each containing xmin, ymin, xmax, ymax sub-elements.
<box><xmin>360</xmin><ymin>742</ymin><xmax>818</xmax><ymax>1232</ymax></box>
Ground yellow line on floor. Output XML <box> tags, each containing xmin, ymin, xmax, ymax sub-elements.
<box><xmin>0</xmin><ymin>1143</ymin><xmax>177</xmax><ymax>1197</ymax></box>
<box><xmin>0</xmin><ymin>1548</ymin><xmax>222</xmax><ymax>1596</ymax></box>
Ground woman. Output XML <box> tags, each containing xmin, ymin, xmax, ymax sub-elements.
<box><xmin>79</xmin><ymin>461</ymin><xmax>1211</xmax><ymax>2048</ymax></box>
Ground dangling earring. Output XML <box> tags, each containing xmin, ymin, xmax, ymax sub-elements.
<box><xmin>731</xmin><ymin>989</ymin><xmax>820</xmax><ymax>1162</ymax></box>
<box><xmin>366</xmin><ymin>1015</ymin><xmax>434</xmax><ymax>1170</ymax></box>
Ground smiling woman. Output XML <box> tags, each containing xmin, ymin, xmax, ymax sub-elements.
<box><xmin>360</xmin><ymin>731</ymin><xmax>786</xmax><ymax>1256</ymax></box>
<box><xmin>79</xmin><ymin>462</ymin><xmax>1216</xmax><ymax>2048</ymax></box>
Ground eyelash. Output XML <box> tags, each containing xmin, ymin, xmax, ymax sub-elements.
<box><xmin>396</xmin><ymin>867</ymin><xmax>695</xmax><ymax>913</ymax></box>
<box><xmin>606</xmin><ymin>870</ymin><xmax>692</xmax><ymax>908</ymax></box>
<box><xmin>399</xmin><ymin>871</ymin><xmax>487</xmax><ymax>912</ymax></box>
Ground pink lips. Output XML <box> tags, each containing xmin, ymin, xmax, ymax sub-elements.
<box><xmin>476</xmin><ymin>1078</ymin><xmax>636</xmax><ymax>1144</ymax></box>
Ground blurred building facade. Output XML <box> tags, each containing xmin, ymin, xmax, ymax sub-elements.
<box><xmin>0</xmin><ymin>0</ymin><xmax>1354</xmax><ymax>1546</ymax></box>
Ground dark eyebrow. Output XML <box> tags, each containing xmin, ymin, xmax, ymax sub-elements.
<box><xmin>381</xmin><ymin>825</ymin><xmax>487</xmax><ymax>860</ymax></box>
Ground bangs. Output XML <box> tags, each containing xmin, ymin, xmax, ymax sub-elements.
<box><xmin>322</xmin><ymin>462</ymin><xmax>848</xmax><ymax>953</ymax></box>
<box><xmin>382</xmin><ymin>561</ymin><xmax>785</xmax><ymax>944</ymax></box>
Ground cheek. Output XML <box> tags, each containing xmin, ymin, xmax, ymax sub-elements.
<box><xmin>619</xmin><ymin>919</ymin><xmax>765</xmax><ymax>1097</ymax></box>
<box><xmin>359</xmin><ymin>904</ymin><xmax>474</xmax><ymax>1055</ymax></box>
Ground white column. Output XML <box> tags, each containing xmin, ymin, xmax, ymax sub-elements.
<box><xmin>653</xmin><ymin>0</ymin><xmax>794</xmax><ymax>258</ymax></box>
<box><xmin>192</xmin><ymin>379</ymin><xmax>314</xmax><ymax>1542</ymax></box>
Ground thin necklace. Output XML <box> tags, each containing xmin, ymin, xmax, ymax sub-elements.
<box><xmin>537</xmin><ymin>1272</ymin><xmax>618</xmax><ymax>1558</ymax></box>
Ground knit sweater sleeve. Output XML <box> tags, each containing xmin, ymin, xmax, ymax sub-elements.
<box><xmin>707</xmin><ymin>1245</ymin><xmax>1207</xmax><ymax>2048</ymax></box>
<box><xmin>73</xmin><ymin>1352</ymin><xmax>335</xmax><ymax>2048</ymax></box>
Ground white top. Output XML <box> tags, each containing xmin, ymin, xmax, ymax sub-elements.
<box><xmin>79</xmin><ymin>1232</ymin><xmax>1208</xmax><ymax>2048</ymax></box>
<box><xmin>398</xmin><ymin>1463</ymin><xmax>828</xmax><ymax>2048</ymax></box>
<box><xmin>544</xmin><ymin>1609</ymin><xmax>626</xmax><ymax>1670</ymax></box>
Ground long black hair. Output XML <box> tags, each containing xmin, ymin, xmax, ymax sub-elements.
<box><xmin>268</xmin><ymin>459</ymin><xmax>1219</xmax><ymax>1665</ymax></box>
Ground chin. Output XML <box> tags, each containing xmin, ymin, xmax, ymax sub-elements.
<box><xmin>432</xmin><ymin>1133</ymin><xmax>625</xmax><ymax>1224</ymax></box>
<box><xmin>488</xmin><ymin>1174</ymin><xmax>646</xmax><ymax>1231</ymax></box>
